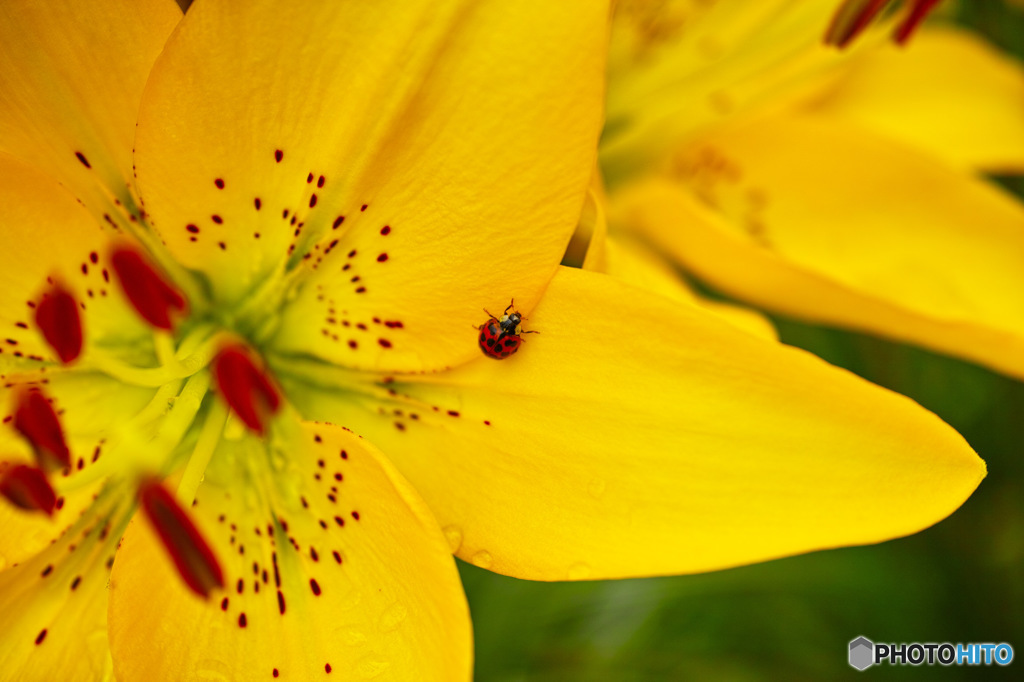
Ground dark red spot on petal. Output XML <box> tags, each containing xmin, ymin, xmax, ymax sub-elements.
<box><xmin>239</xmin><ymin>612</ymin><xmax>247</xmax><ymax>628</ymax></box>
<box><xmin>325</xmin><ymin>663</ymin><xmax>332</xmax><ymax>673</ymax></box>
<box><xmin>35</xmin><ymin>629</ymin><xmax>47</xmax><ymax>645</ymax></box>
<box><xmin>275</xmin><ymin>150</ymin><xmax>284</xmax><ymax>163</ymax></box>
<box><xmin>214</xmin><ymin>179</ymin><xmax>225</xmax><ymax>189</ymax></box>
<box><xmin>376</xmin><ymin>253</ymin><xmax>388</xmax><ymax>262</ymax></box>
<box><xmin>34</xmin><ymin>284</ymin><xmax>82</xmax><ymax>364</ymax></box>
<box><xmin>186</xmin><ymin>224</ymin><xmax>200</xmax><ymax>234</ymax></box>
<box><xmin>310</xmin><ymin>579</ymin><xmax>321</xmax><ymax>595</ymax></box>
<box><xmin>309</xmin><ymin>194</ymin><xmax>318</xmax><ymax>208</ymax></box>
<box><xmin>254</xmin><ymin>198</ymin><xmax>262</xmax><ymax>210</ymax></box>
<box><xmin>277</xmin><ymin>589</ymin><xmax>286</xmax><ymax>614</ymax></box>
<box><xmin>139</xmin><ymin>480</ymin><xmax>224</xmax><ymax>598</ymax></box>
<box><xmin>332</xmin><ymin>216</ymin><xmax>345</xmax><ymax>229</ymax></box>
<box><xmin>75</xmin><ymin>152</ymin><xmax>91</xmax><ymax>169</ymax></box>
<box><xmin>0</xmin><ymin>465</ymin><xmax>56</xmax><ymax>515</ymax></box>
<box><xmin>211</xmin><ymin>215</ymin><xmax>223</xmax><ymax>224</ymax></box>
<box><xmin>111</xmin><ymin>248</ymin><xmax>187</xmax><ymax>330</ymax></box>
<box><xmin>317</xmin><ymin>176</ymin><xmax>325</xmax><ymax>188</ymax></box>
<box><xmin>377</xmin><ymin>338</ymin><xmax>391</xmax><ymax>348</ymax></box>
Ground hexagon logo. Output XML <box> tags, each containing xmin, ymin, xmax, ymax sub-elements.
<box><xmin>849</xmin><ymin>636</ymin><xmax>874</xmax><ymax>671</ymax></box>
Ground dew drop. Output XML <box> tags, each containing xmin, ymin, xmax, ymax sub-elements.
<box><xmin>442</xmin><ymin>525</ymin><xmax>463</xmax><ymax>553</ymax></box>
<box><xmin>355</xmin><ymin>658</ymin><xmax>390</xmax><ymax>679</ymax></box>
<box><xmin>470</xmin><ymin>550</ymin><xmax>493</xmax><ymax>569</ymax></box>
<box><xmin>341</xmin><ymin>628</ymin><xmax>367</xmax><ymax>646</ymax></box>
<box><xmin>377</xmin><ymin>602</ymin><xmax>408</xmax><ymax>633</ymax></box>
<box><xmin>567</xmin><ymin>562</ymin><xmax>592</xmax><ymax>580</ymax></box>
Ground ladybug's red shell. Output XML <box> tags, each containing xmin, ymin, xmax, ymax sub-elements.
<box><xmin>478</xmin><ymin>319</ymin><xmax>523</xmax><ymax>359</ymax></box>
<box><xmin>478</xmin><ymin>302</ymin><xmax>534</xmax><ymax>359</ymax></box>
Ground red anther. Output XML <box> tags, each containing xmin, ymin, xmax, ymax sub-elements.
<box><xmin>35</xmin><ymin>284</ymin><xmax>82</xmax><ymax>364</ymax></box>
<box><xmin>110</xmin><ymin>248</ymin><xmax>186</xmax><ymax>330</ymax></box>
<box><xmin>893</xmin><ymin>0</ymin><xmax>941</xmax><ymax>45</ymax></box>
<box><xmin>13</xmin><ymin>389</ymin><xmax>70</xmax><ymax>470</ymax></box>
<box><xmin>139</xmin><ymin>479</ymin><xmax>224</xmax><ymax>598</ymax></box>
<box><xmin>213</xmin><ymin>345</ymin><xmax>282</xmax><ymax>436</ymax></box>
<box><xmin>825</xmin><ymin>0</ymin><xmax>892</xmax><ymax>49</ymax></box>
<box><xmin>0</xmin><ymin>464</ymin><xmax>57</xmax><ymax>515</ymax></box>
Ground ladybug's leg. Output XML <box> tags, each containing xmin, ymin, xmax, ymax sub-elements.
<box><xmin>521</xmin><ymin>330</ymin><xmax>539</xmax><ymax>335</ymax></box>
<box><xmin>504</xmin><ymin>300</ymin><xmax>514</xmax><ymax>315</ymax></box>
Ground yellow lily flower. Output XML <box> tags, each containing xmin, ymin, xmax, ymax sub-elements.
<box><xmin>604</xmin><ymin>0</ymin><xmax>1024</xmax><ymax>380</ymax></box>
<box><xmin>0</xmin><ymin>0</ymin><xmax>986</xmax><ymax>679</ymax></box>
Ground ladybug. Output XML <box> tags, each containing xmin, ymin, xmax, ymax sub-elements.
<box><xmin>477</xmin><ymin>300</ymin><xmax>536</xmax><ymax>359</ymax></box>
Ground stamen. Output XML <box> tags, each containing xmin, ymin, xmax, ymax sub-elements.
<box><xmin>892</xmin><ymin>0</ymin><xmax>940</xmax><ymax>45</ymax></box>
<box><xmin>139</xmin><ymin>479</ymin><xmax>224</xmax><ymax>598</ymax></box>
<box><xmin>0</xmin><ymin>464</ymin><xmax>57</xmax><ymax>515</ymax></box>
<box><xmin>213</xmin><ymin>345</ymin><xmax>281</xmax><ymax>435</ymax></box>
<box><xmin>34</xmin><ymin>284</ymin><xmax>83</xmax><ymax>363</ymax></box>
<box><xmin>824</xmin><ymin>0</ymin><xmax>891</xmax><ymax>48</ymax></box>
<box><xmin>14</xmin><ymin>388</ymin><xmax>71</xmax><ymax>470</ymax></box>
<box><xmin>111</xmin><ymin>247</ymin><xmax>187</xmax><ymax>330</ymax></box>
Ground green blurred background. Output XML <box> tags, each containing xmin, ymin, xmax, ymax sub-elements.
<box><xmin>462</xmin><ymin>3</ymin><xmax>1024</xmax><ymax>680</ymax></box>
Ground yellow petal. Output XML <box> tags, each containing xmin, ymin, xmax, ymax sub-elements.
<box><xmin>613</xmin><ymin>116</ymin><xmax>1024</xmax><ymax>379</ymax></box>
<box><xmin>601</xmin><ymin>232</ymin><xmax>777</xmax><ymax>341</ymax></box>
<box><xmin>0</xmin><ymin>369</ymin><xmax>156</xmax><ymax>567</ymax></box>
<box><xmin>0</xmin><ymin>0</ymin><xmax>180</xmax><ymax>220</ymax></box>
<box><xmin>807</xmin><ymin>27</ymin><xmax>1024</xmax><ymax>172</ymax></box>
<box><xmin>602</xmin><ymin>0</ymin><xmax>872</xmax><ymax>186</ymax></box>
<box><xmin>0</xmin><ymin>482</ymin><xmax>126</xmax><ymax>681</ymax></box>
<box><xmin>135</xmin><ymin>0</ymin><xmax>608</xmax><ymax>374</ymax></box>
<box><xmin>108</xmin><ymin>421</ymin><xmax>471</xmax><ymax>681</ymax></box>
<box><xmin>0</xmin><ymin>153</ymin><xmax>152</xmax><ymax>365</ymax></box>
<box><xmin>280</xmin><ymin>267</ymin><xmax>984</xmax><ymax>580</ymax></box>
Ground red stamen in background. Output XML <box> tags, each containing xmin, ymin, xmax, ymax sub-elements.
<box><xmin>893</xmin><ymin>0</ymin><xmax>941</xmax><ymax>45</ymax></box>
<box><xmin>14</xmin><ymin>389</ymin><xmax>70</xmax><ymax>470</ymax></box>
<box><xmin>824</xmin><ymin>0</ymin><xmax>892</xmax><ymax>48</ymax></box>
<box><xmin>139</xmin><ymin>480</ymin><xmax>224</xmax><ymax>598</ymax></box>
<box><xmin>34</xmin><ymin>284</ymin><xmax>82</xmax><ymax>364</ymax></box>
<box><xmin>0</xmin><ymin>465</ymin><xmax>57</xmax><ymax>515</ymax></box>
<box><xmin>110</xmin><ymin>248</ymin><xmax>186</xmax><ymax>330</ymax></box>
<box><xmin>213</xmin><ymin>345</ymin><xmax>282</xmax><ymax>436</ymax></box>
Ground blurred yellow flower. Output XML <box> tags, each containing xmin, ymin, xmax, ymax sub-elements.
<box><xmin>605</xmin><ymin>0</ymin><xmax>1024</xmax><ymax>379</ymax></box>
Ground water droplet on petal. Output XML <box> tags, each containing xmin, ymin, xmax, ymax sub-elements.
<box><xmin>377</xmin><ymin>602</ymin><xmax>408</xmax><ymax>633</ymax></box>
<box><xmin>470</xmin><ymin>550</ymin><xmax>493</xmax><ymax>569</ymax></box>
<box><xmin>340</xmin><ymin>628</ymin><xmax>367</xmax><ymax>646</ymax></box>
<box><xmin>355</xmin><ymin>658</ymin><xmax>390</xmax><ymax>679</ymax></box>
<box><xmin>567</xmin><ymin>562</ymin><xmax>592</xmax><ymax>580</ymax></box>
<box><xmin>442</xmin><ymin>525</ymin><xmax>463</xmax><ymax>553</ymax></box>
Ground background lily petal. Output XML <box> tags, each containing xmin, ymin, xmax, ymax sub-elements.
<box><xmin>614</xmin><ymin>115</ymin><xmax>1024</xmax><ymax>380</ymax></box>
<box><xmin>0</xmin><ymin>0</ymin><xmax>180</xmax><ymax>219</ymax></box>
<box><xmin>601</xmin><ymin>233</ymin><xmax>778</xmax><ymax>340</ymax></box>
<box><xmin>134</xmin><ymin>0</ymin><xmax>607</xmax><ymax>375</ymax></box>
<box><xmin>108</xmin><ymin>422</ymin><xmax>472</xmax><ymax>681</ymax></box>
<box><xmin>284</xmin><ymin>267</ymin><xmax>984</xmax><ymax>580</ymax></box>
<box><xmin>807</xmin><ymin>26</ymin><xmax>1024</xmax><ymax>173</ymax></box>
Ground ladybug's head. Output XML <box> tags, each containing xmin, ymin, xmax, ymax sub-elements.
<box><xmin>499</xmin><ymin>311</ymin><xmax>522</xmax><ymax>335</ymax></box>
